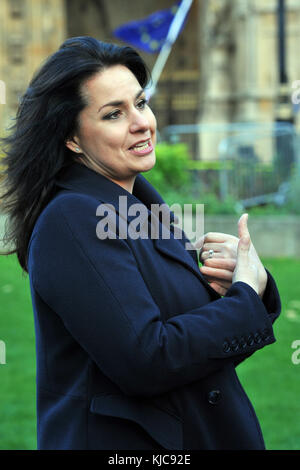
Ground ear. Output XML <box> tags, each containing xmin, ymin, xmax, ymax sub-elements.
<box><xmin>65</xmin><ymin>137</ymin><xmax>81</xmax><ymax>154</ymax></box>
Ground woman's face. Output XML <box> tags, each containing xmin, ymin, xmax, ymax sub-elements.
<box><xmin>67</xmin><ymin>64</ymin><xmax>157</xmax><ymax>193</ymax></box>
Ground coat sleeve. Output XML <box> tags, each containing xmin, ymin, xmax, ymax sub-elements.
<box><xmin>232</xmin><ymin>269</ymin><xmax>281</xmax><ymax>367</ymax></box>
<box><xmin>29</xmin><ymin>194</ymin><xmax>281</xmax><ymax>398</ymax></box>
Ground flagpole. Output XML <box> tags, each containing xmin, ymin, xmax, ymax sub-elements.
<box><xmin>146</xmin><ymin>0</ymin><xmax>193</xmax><ymax>99</ymax></box>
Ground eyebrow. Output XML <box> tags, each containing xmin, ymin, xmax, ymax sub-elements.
<box><xmin>98</xmin><ymin>89</ymin><xmax>144</xmax><ymax>113</ymax></box>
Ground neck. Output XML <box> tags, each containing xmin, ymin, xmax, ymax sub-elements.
<box><xmin>77</xmin><ymin>158</ymin><xmax>136</xmax><ymax>194</ymax></box>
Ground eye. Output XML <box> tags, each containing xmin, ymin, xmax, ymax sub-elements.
<box><xmin>136</xmin><ymin>98</ymin><xmax>147</xmax><ymax>110</ymax></box>
<box><xmin>103</xmin><ymin>110</ymin><xmax>121</xmax><ymax>120</ymax></box>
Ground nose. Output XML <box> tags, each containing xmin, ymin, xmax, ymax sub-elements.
<box><xmin>129</xmin><ymin>108</ymin><xmax>150</xmax><ymax>134</ymax></box>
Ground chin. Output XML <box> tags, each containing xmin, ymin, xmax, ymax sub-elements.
<box><xmin>139</xmin><ymin>152</ymin><xmax>156</xmax><ymax>173</ymax></box>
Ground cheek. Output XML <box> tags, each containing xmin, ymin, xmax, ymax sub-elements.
<box><xmin>148</xmin><ymin>109</ymin><xmax>157</xmax><ymax>138</ymax></box>
<box><xmin>105</xmin><ymin>130</ymin><xmax>127</xmax><ymax>151</ymax></box>
<box><xmin>77</xmin><ymin>120</ymin><xmax>101</xmax><ymax>150</ymax></box>
<box><xmin>82</xmin><ymin>126</ymin><xmax>120</xmax><ymax>152</ymax></box>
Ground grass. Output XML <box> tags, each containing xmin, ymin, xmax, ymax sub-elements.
<box><xmin>0</xmin><ymin>255</ymin><xmax>299</xmax><ymax>450</ymax></box>
<box><xmin>0</xmin><ymin>255</ymin><xmax>36</xmax><ymax>450</ymax></box>
<box><xmin>237</xmin><ymin>258</ymin><xmax>300</xmax><ymax>450</ymax></box>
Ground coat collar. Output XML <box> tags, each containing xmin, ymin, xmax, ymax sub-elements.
<box><xmin>55</xmin><ymin>162</ymin><xmax>176</xmax><ymax>224</ymax></box>
<box><xmin>54</xmin><ymin>162</ymin><xmax>219</xmax><ymax>298</ymax></box>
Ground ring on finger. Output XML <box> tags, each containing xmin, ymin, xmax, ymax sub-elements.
<box><xmin>208</xmin><ymin>249</ymin><xmax>214</xmax><ymax>258</ymax></box>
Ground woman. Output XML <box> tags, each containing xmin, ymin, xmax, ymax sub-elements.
<box><xmin>1</xmin><ymin>36</ymin><xmax>281</xmax><ymax>450</ymax></box>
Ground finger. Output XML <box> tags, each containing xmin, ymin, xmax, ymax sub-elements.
<box><xmin>209</xmin><ymin>282</ymin><xmax>227</xmax><ymax>296</ymax></box>
<box><xmin>202</xmin><ymin>242</ymin><xmax>223</xmax><ymax>253</ymax></box>
<box><xmin>200</xmin><ymin>251</ymin><xmax>227</xmax><ymax>261</ymax></box>
<box><xmin>202</xmin><ymin>232</ymin><xmax>236</xmax><ymax>243</ymax></box>
<box><xmin>205</xmin><ymin>278</ymin><xmax>232</xmax><ymax>289</ymax></box>
<box><xmin>194</xmin><ymin>235</ymin><xmax>204</xmax><ymax>250</ymax></box>
<box><xmin>203</xmin><ymin>258</ymin><xmax>236</xmax><ymax>271</ymax></box>
<box><xmin>199</xmin><ymin>265</ymin><xmax>233</xmax><ymax>282</ymax></box>
<box><xmin>202</xmin><ymin>275</ymin><xmax>232</xmax><ymax>288</ymax></box>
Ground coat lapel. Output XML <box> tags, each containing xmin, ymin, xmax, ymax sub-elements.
<box><xmin>153</xmin><ymin>236</ymin><xmax>220</xmax><ymax>299</ymax></box>
<box><xmin>55</xmin><ymin>163</ymin><xmax>220</xmax><ymax>299</ymax></box>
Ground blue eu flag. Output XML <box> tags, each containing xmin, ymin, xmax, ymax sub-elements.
<box><xmin>112</xmin><ymin>2</ymin><xmax>182</xmax><ymax>53</ymax></box>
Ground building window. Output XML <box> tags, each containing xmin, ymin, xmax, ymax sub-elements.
<box><xmin>9</xmin><ymin>0</ymin><xmax>25</xmax><ymax>18</ymax></box>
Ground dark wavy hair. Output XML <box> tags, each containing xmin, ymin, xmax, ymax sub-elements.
<box><xmin>0</xmin><ymin>36</ymin><xmax>150</xmax><ymax>272</ymax></box>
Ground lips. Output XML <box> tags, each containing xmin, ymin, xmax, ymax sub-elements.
<box><xmin>129</xmin><ymin>139</ymin><xmax>151</xmax><ymax>150</ymax></box>
<box><xmin>128</xmin><ymin>139</ymin><xmax>153</xmax><ymax>156</ymax></box>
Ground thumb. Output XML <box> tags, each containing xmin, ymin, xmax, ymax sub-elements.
<box><xmin>237</xmin><ymin>214</ymin><xmax>251</xmax><ymax>255</ymax></box>
<box><xmin>238</xmin><ymin>213</ymin><xmax>251</xmax><ymax>242</ymax></box>
<box><xmin>237</xmin><ymin>231</ymin><xmax>251</xmax><ymax>254</ymax></box>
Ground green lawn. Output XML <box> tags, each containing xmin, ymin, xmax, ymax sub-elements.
<box><xmin>0</xmin><ymin>255</ymin><xmax>36</xmax><ymax>450</ymax></box>
<box><xmin>0</xmin><ymin>254</ymin><xmax>299</xmax><ymax>450</ymax></box>
<box><xmin>237</xmin><ymin>258</ymin><xmax>300</xmax><ymax>450</ymax></box>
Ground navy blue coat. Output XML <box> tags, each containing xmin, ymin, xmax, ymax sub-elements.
<box><xmin>28</xmin><ymin>162</ymin><xmax>281</xmax><ymax>450</ymax></box>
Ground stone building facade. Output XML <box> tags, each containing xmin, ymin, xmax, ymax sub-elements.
<box><xmin>0</xmin><ymin>0</ymin><xmax>66</xmax><ymax>134</ymax></box>
<box><xmin>1</xmin><ymin>0</ymin><xmax>300</xmax><ymax>161</ymax></box>
<box><xmin>198</xmin><ymin>0</ymin><xmax>300</xmax><ymax>162</ymax></box>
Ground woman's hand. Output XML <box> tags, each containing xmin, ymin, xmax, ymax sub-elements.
<box><xmin>232</xmin><ymin>214</ymin><xmax>267</xmax><ymax>298</ymax></box>
<box><xmin>196</xmin><ymin>231</ymin><xmax>239</xmax><ymax>296</ymax></box>
<box><xmin>196</xmin><ymin>214</ymin><xmax>267</xmax><ymax>298</ymax></box>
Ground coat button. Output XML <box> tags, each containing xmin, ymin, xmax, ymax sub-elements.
<box><xmin>262</xmin><ymin>328</ymin><xmax>271</xmax><ymax>341</ymax></box>
<box><xmin>230</xmin><ymin>338</ymin><xmax>239</xmax><ymax>352</ymax></box>
<box><xmin>207</xmin><ymin>390</ymin><xmax>222</xmax><ymax>405</ymax></box>
<box><xmin>247</xmin><ymin>334</ymin><xmax>255</xmax><ymax>346</ymax></box>
<box><xmin>254</xmin><ymin>332</ymin><xmax>262</xmax><ymax>344</ymax></box>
